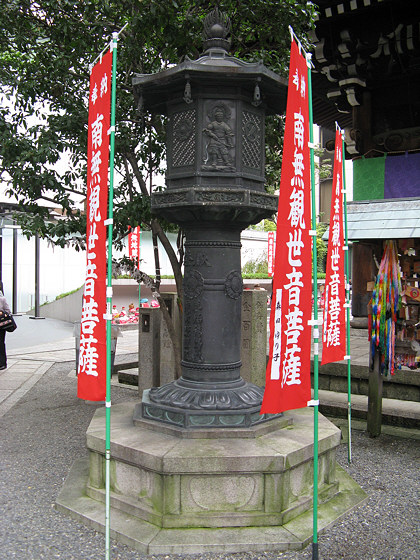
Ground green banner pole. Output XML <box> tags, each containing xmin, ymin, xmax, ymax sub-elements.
<box><xmin>139</xmin><ymin>226</ymin><xmax>142</xmax><ymax>309</ymax></box>
<box><xmin>341</xmin><ymin>129</ymin><xmax>352</xmax><ymax>463</ymax></box>
<box><xmin>307</xmin><ymin>51</ymin><xmax>320</xmax><ymax>560</ymax></box>
<box><xmin>105</xmin><ymin>30</ymin><xmax>119</xmax><ymax>560</ymax></box>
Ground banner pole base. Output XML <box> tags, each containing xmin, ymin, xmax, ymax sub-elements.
<box><xmin>312</xmin><ymin>542</ymin><xmax>319</xmax><ymax>560</ymax></box>
<box><xmin>348</xmin><ymin>404</ymin><xmax>352</xmax><ymax>464</ymax></box>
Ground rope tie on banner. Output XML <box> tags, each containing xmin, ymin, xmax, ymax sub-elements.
<box><xmin>110</xmin><ymin>31</ymin><xmax>118</xmax><ymax>51</ymax></box>
<box><xmin>90</xmin><ymin>23</ymin><xmax>128</xmax><ymax>68</ymax></box>
<box><xmin>288</xmin><ymin>26</ymin><xmax>314</xmax><ymax>67</ymax></box>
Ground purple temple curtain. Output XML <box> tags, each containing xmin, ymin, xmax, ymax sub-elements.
<box><xmin>384</xmin><ymin>152</ymin><xmax>420</xmax><ymax>199</ymax></box>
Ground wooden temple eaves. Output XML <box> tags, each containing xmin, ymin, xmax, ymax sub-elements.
<box><xmin>311</xmin><ymin>0</ymin><xmax>420</xmax><ymax>156</ymax></box>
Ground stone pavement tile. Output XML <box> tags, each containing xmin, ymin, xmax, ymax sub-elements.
<box><xmin>5</xmin><ymin>361</ymin><xmax>46</xmax><ymax>374</ymax></box>
<box><xmin>14</xmin><ymin>349</ymin><xmax>75</xmax><ymax>363</ymax></box>
<box><xmin>5</xmin><ymin>357</ymin><xmax>18</xmax><ymax>368</ymax></box>
<box><xmin>3</xmin><ymin>361</ymin><xmax>52</xmax><ymax>376</ymax></box>
<box><xmin>8</xmin><ymin>342</ymin><xmax>75</xmax><ymax>358</ymax></box>
<box><xmin>7</xmin><ymin>329</ymin><xmax>138</xmax><ymax>363</ymax></box>
<box><xmin>0</xmin><ymin>361</ymin><xmax>53</xmax><ymax>418</ymax></box>
<box><xmin>313</xmin><ymin>327</ymin><xmax>371</xmax><ymax>369</ymax></box>
<box><xmin>0</xmin><ymin>389</ymin><xmax>13</xmax><ymax>404</ymax></box>
<box><xmin>0</xmin><ymin>372</ymin><xmax>33</xmax><ymax>390</ymax></box>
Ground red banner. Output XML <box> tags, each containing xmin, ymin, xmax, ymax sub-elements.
<box><xmin>268</xmin><ymin>231</ymin><xmax>275</xmax><ymax>277</ymax></box>
<box><xmin>321</xmin><ymin>130</ymin><xmax>346</xmax><ymax>365</ymax></box>
<box><xmin>128</xmin><ymin>225</ymin><xmax>141</xmax><ymax>269</ymax></box>
<box><xmin>77</xmin><ymin>50</ymin><xmax>112</xmax><ymax>400</ymax></box>
<box><xmin>261</xmin><ymin>40</ymin><xmax>312</xmax><ymax>414</ymax></box>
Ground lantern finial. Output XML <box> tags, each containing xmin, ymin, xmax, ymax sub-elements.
<box><xmin>203</xmin><ymin>8</ymin><xmax>231</xmax><ymax>54</ymax></box>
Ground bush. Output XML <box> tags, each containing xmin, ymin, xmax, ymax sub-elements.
<box><xmin>242</xmin><ymin>252</ymin><xmax>268</xmax><ymax>276</ymax></box>
<box><xmin>55</xmin><ymin>286</ymin><xmax>83</xmax><ymax>301</ymax></box>
<box><xmin>243</xmin><ymin>273</ymin><xmax>270</xmax><ymax>279</ymax></box>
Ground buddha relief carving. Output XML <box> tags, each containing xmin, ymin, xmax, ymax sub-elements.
<box><xmin>202</xmin><ymin>101</ymin><xmax>235</xmax><ymax>171</ymax></box>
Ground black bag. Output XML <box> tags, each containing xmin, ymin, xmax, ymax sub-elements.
<box><xmin>0</xmin><ymin>311</ymin><xmax>17</xmax><ymax>332</ymax></box>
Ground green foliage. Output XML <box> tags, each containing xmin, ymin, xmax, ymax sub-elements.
<box><xmin>247</xmin><ymin>218</ymin><xmax>277</xmax><ymax>231</ymax></box>
<box><xmin>0</xmin><ymin>0</ymin><xmax>317</xmax><ymax>247</ymax></box>
<box><xmin>242</xmin><ymin>273</ymin><xmax>270</xmax><ymax>279</ymax></box>
<box><xmin>242</xmin><ymin>252</ymin><xmax>268</xmax><ymax>275</ymax></box>
<box><xmin>316</xmin><ymin>221</ymin><xmax>328</xmax><ymax>273</ymax></box>
<box><xmin>54</xmin><ymin>285</ymin><xmax>83</xmax><ymax>300</ymax></box>
<box><xmin>314</xmin><ymin>144</ymin><xmax>332</xmax><ymax>181</ymax></box>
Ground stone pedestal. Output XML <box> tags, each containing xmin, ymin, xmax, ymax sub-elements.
<box><xmin>138</xmin><ymin>293</ymin><xmax>182</xmax><ymax>396</ymax></box>
<box><xmin>138</xmin><ymin>307</ymin><xmax>160</xmax><ymax>392</ymax></box>
<box><xmin>241</xmin><ymin>289</ymin><xmax>267</xmax><ymax>387</ymax></box>
<box><xmin>57</xmin><ymin>402</ymin><xmax>367</xmax><ymax>555</ymax></box>
<box><xmin>160</xmin><ymin>293</ymin><xmax>182</xmax><ymax>384</ymax></box>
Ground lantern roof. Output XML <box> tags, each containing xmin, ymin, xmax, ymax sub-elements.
<box><xmin>132</xmin><ymin>9</ymin><xmax>288</xmax><ymax>116</ymax></box>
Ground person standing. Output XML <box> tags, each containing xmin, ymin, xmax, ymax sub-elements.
<box><xmin>0</xmin><ymin>291</ymin><xmax>11</xmax><ymax>370</ymax></box>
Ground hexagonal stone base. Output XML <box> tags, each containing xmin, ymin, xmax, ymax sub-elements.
<box><xmin>56</xmin><ymin>403</ymin><xmax>367</xmax><ymax>554</ymax></box>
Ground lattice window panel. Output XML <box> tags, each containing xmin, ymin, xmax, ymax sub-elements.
<box><xmin>242</xmin><ymin>111</ymin><xmax>262</xmax><ymax>170</ymax></box>
<box><xmin>172</xmin><ymin>109</ymin><xmax>196</xmax><ymax>167</ymax></box>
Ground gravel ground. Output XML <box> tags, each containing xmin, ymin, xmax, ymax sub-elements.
<box><xmin>0</xmin><ymin>362</ymin><xmax>418</xmax><ymax>560</ymax></box>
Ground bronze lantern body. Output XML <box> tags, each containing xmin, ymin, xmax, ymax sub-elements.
<box><xmin>133</xmin><ymin>9</ymin><xmax>287</xmax><ymax>429</ymax></box>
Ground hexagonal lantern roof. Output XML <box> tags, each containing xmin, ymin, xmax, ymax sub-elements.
<box><xmin>132</xmin><ymin>9</ymin><xmax>288</xmax><ymax>116</ymax></box>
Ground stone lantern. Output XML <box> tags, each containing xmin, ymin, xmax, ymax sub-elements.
<box><xmin>58</xmin><ymin>10</ymin><xmax>366</xmax><ymax>552</ymax></box>
<box><xmin>132</xmin><ymin>8</ymin><xmax>287</xmax><ymax>429</ymax></box>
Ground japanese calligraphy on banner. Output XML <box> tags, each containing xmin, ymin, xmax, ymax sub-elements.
<box><xmin>77</xmin><ymin>50</ymin><xmax>112</xmax><ymax>401</ymax></box>
<box><xmin>128</xmin><ymin>225</ymin><xmax>141</xmax><ymax>269</ymax></box>
<box><xmin>268</xmin><ymin>231</ymin><xmax>276</xmax><ymax>277</ymax></box>
<box><xmin>261</xmin><ymin>40</ymin><xmax>312</xmax><ymax>414</ymax></box>
<box><xmin>321</xmin><ymin>130</ymin><xmax>346</xmax><ymax>365</ymax></box>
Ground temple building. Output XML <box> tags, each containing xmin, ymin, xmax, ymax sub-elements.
<box><xmin>311</xmin><ymin>0</ymin><xmax>420</xmax><ymax>319</ymax></box>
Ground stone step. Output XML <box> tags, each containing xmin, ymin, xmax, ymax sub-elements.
<box><xmin>317</xmin><ymin>389</ymin><xmax>420</xmax><ymax>429</ymax></box>
<box><xmin>310</xmin><ymin>360</ymin><xmax>420</xmax><ymax>403</ymax></box>
<box><xmin>117</xmin><ymin>367</ymin><xmax>138</xmax><ymax>386</ymax></box>
<box><xmin>116</xmin><ymin>366</ymin><xmax>420</xmax><ymax>428</ymax></box>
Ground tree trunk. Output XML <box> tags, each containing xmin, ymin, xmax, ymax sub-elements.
<box><xmin>124</xmin><ymin>151</ymin><xmax>183</xmax><ymax>378</ymax></box>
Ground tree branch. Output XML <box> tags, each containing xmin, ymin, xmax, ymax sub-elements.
<box><xmin>123</xmin><ymin>149</ymin><xmax>149</xmax><ymax>197</ymax></box>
